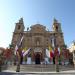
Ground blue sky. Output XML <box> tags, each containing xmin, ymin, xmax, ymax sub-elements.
<box><xmin>0</xmin><ymin>0</ymin><xmax>75</xmax><ymax>48</ymax></box>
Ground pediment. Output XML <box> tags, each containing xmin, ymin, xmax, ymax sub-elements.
<box><xmin>30</xmin><ymin>24</ymin><xmax>46</xmax><ymax>33</ymax></box>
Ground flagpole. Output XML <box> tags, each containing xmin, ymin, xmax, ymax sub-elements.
<box><xmin>56</xmin><ymin>49</ymin><xmax>59</xmax><ymax>72</ymax></box>
<box><xmin>16</xmin><ymin>33</ymin><xmax>24</xmax><ymax>72</ymax></box>
<box><xmin>16</xmin><ymin>62</ymin><xmax>20</xmax><ymax>72</ymax></box>
<box><xmin>53</xmin><ymin>36</ymin><xmax>59</xmax><ymax>72</ymax></box>
<box><xmin>16</xmin><ymin>51</ymin><xmax>20</xmax><ymax>72</ymax></box>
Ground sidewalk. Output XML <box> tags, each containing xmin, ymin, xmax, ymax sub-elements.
<box><xmin>2</xmin><ymin>69</ymin><xmax>75</xmax><ymax>74</ymax></box>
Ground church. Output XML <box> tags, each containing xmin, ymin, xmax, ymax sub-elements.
<box><xmin>11</xmin><ymin>18</ymin><xmax>67</xmax><ymax>64</ymax></box>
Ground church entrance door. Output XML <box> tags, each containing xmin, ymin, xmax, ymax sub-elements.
<box><xmin>35</xmin><ymin>53</ymin><xmax>40</xmax><ymax>64</ymax></box>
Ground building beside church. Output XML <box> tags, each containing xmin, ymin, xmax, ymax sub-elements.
<box><xmin>69</xmin><ymin>42</ymin><xmax>75</xmax><ymax>65</ymax></box>
<box><xmin>11</xmin><ymin>18</ymin><xmax>66</xmax><ymax>64</ymax></box>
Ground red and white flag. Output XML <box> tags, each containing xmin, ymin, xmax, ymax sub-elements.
<box><xmin>14</xmin><ymin>35</ymin><xmax>24</xmax><ymax>55</ymax></box>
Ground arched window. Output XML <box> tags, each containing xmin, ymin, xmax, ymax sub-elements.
<box><xmin>56</xmin><ymin>26</ymin><xmax>58</xmax><ymax>31</ymax></box>
<box><xmin>18</xmin><ymin>25</ymin><xmax>21</xmax><ymax>30</ymax></box>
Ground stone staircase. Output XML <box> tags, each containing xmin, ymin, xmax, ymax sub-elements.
<box><xmin>20</xmin><ymin>64</ymin><xmax>56</xmax><ymax>72</ymax></box>
<box><xmin>2</xmin><ymin>65</ymin><xmax>16</xmax><ymax>72</ymax></box>
<box><xmin>2</xmin><ymin>64</ymin><xmax>74</xmax><ymax>72</ymax></box>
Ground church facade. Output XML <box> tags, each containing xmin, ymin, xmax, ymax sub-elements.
<box><xmin>11</xmin><ymin>18</ymin><xmax>65</xmax><ymax>64</ymax></box>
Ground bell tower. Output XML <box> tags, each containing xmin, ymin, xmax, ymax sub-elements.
<box><xmin>14</xmin><ymin>18</ymin><xmax>25</xmax><ymax>33</ymax></box>
<box><xmin>52</xmin><ymin>18</ymin><xmax>65</xmax><ymax>47</ymax></box>
<box><xmin>11</xmin><ymin>18</ymin><xmax>25</xmax><ymax>47</ymax></box>
<box><xmin>52</xmin><ymin>18</ymin><xmax>62</xmax><ymax>32</ymax></box>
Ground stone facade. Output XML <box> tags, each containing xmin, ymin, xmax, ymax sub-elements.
<box><xmin>11</xmin><ymin>18</ymin><xmax>65</xmax><ymax>63</ymax></box>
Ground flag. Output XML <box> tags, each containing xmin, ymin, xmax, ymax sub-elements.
<box><xmin>22</xmin><ymin>47</ymin><xmax>27</xmax><ymax>54</ymax></box>
<box><xmin>60</xmin><ymin>47</ymin><xmax>62</xmax><ymax>52</ymax></box>
<box><xmin>58</xmin><ymin>47</ymin><xmax>63</xmax><ymax>64</ymax></box>
<box><xmin>60</xmin><ymin>47</ymin><xmax>63</xmax><ymax>58</ymax></box>
<box><xmin>19</xmin><ymin>36</ymin><xmax>24</xmax><ymax>47</ymax></box>
<box><xmin>14</xmin><ymin>45</ymin><xmax>18</xmax><ymax>55</ymax></box>
<box><xmin>49</xmin><ymin>46</ymin><xmax>54</xmax><ymax>59</ymax></box>
<box><xmin>54</xmin><ymin>47</ymin><xmax>59</xmax><ymax>57</ymax></box>
<box><xmin>14</xmin><ymin>35</ymin><xmax>24</xmax><ymax>55</ymax></box>
<box><xmin>16</xmin><ymin>48</ymin><xmax>23</xmax><ymax>64</ymax></box>
<box><xmin>58</xmin><ymin>47</ymin><xmax>60</xmax><ymax>54</ymax></box>
<box><xmin>54</xmin><ymin>47</ymin><xmax>59</xmax><ymax>64</ymax></box>
<box><xmin>46</xmin><ymin>49</ymin><xmax>50</xmax><ymax>58</ymax></box>
<box><xmin>23</xmin><ymin>48</ymin><xmax>31</xmax><ymax>57</ymax></box>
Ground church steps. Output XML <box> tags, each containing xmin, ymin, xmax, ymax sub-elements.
<box><xmin>2</xmin><ymin>64</ymin><xmax>74</xmax><ymax>72</ymax></box>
